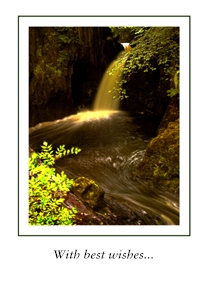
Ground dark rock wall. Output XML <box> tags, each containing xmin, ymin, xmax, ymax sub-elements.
<box><xmin>29</xmin><ymin>27</ymin><xmax>123</xmax><ymax>127</ymax></box>
<box><xmin>120</xmin><ymin>27</ymin><xmax>179</xmax><ymax>123</ymax></box>
<box><xmin>120</xmin><ymin>27</ymin><xmax>180</xmax><ymax>194</ymax></box>
<box><xmin>121</xmin><ymin>65</ymin><xmax>169</xmax><ymax>121</ymax></box>
<box><xmin>134</xmin><ymin>95</ymin><xmax>179</xmax><ymax>193</ymax></box>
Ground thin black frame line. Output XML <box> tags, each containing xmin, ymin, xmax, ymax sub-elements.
<box><xmin>18</xmin><ymin>16</ymin><xmax>20</xmax><ymax>237</ymax></box>
<box><xmin>18</xmin><ymin>235</ymin><xmax>190</xmax><ymax>237</ymax></box>
<box><xmin>18</xmin><ymin>15</ymin><xmax>191</xmax><ymax>17</ymax></box>
<box><xmin>188</xmin><ymin>15</ymin><xmax>192</xmax><ymax>236</ymax></box>
<box><xmin>18</xmin><ymin>16</ymin><xmax>191</xmax><ymax>237</ymax></box>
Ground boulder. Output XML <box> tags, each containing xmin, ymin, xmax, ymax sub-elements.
<box><xmin>157</xmin><ymin>94</ymin><xmax>179</xmax><ymax>135</ymax></box>
<box><xmin>135</xmin><ymin>118</ymin><xmax>179</xmax><ymax>193</ymax></box>
<box><xmin>64</xmin><ymin>187</ymin><xmax>166</xmax><ymax>225</ymax></box>
<box><xmin>63</xmin><ymin>192</ymin><xmax>104</xmax><ymax>225</ymax></box>
<box><xmin>71</xmin><ymin>177</ymin><xmax>105</xmax><ymax>210</ymax></box>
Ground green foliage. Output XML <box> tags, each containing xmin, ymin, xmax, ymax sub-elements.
<box><xmin>107</xmin><ymin>54</ymin><xmax>129</xmax><ymax>99</ymax></box>
<box><xmin>167</xmin><ymin>70</ymin><xmax>179</xmax><ymax>97</ymax></box>
<box><xmin>29</xmin><ymin>142</ymin><xmax>81</xmax><ymax>225</ymax></box>
<box><xmin>110</xmin><ymin>26</ymin><xmax>145</xmax><ymax>41</ymax></box>
<box><xmin>167</xmin><ymin>88</ymin><xmax>179</xmax><ymax>98</ymax></box>
<box><xmin>129</xmin><ymin>27</ymin><xmax>179</xmax><ymax>74</ymax></box>
<box><xmin>31</xmin><ymin>27</ymin><xmax>85</xmax><ymax>106</ymax></box>
<box><xmin>108</xmin><ymin>27</ymin><xmax>179</xmax><ymax>100</ymax></box>
<box><xmin>54</xmin><ymin>27</ymin><xmax>84</xmax><ymax>45</ymax></box>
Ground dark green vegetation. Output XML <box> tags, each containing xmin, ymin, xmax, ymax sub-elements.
<box><xmin>109</xmin><ymin>26</ymin><xmax>179</xmax><ymax>100</ymax></box>
<box><xmin>29</xmin><ymin>142</ymin><xmax>81</xmax><ymax>225</ymax></box>
<box><xmin>30</xmin><ymin>27</ymin><xmax>83</xmax><ymax>108</ymax></box>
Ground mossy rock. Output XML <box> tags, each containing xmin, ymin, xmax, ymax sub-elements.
<box><xmin>136</xmin><ymin>119</ymin><xmax>179</xmax><ymax>192</ymax></box>
<box><xmin>157</xmin><ymin>95</ymin><xmax>179</xmax><ymax>135</ymax></box>
<box><xmin>71</xmin><ymin>177</ymin><xmax>105</xmax><ymax>210</ymax></box>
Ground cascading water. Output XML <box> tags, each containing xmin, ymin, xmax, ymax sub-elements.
<box><xmin>29</xmin><ymin>51</ymin><xmax>179</xmax><ymax>225</ymax></box>
<box><xmin>93</xmin><ymin>55</ymin><xmax>126</xmax><ymax>111</ymax></box>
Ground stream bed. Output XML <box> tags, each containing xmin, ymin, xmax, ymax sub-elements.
<box><xmin>29</xmin><ymin>110</ymin><xmax>179</xmax><ymax>225</ymax></box>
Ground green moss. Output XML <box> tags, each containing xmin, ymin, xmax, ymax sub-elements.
<box><xmin>136</xmin><ymin>119</ymin><xmax>179</xmax><ymax>192</ymax></box>
<box><xmin>71</xmin><ymin>177</ymin><xmax>105</xmax><ymax>210</ymax></box>
<box><xmin>149</xmin><ymin>119</ymin><xmax>179</xmax><ymax>178</ymax></box>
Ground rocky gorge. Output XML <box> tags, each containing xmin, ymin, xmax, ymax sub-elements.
<box><xmin>29</xmin><ymin>26</ymin><xmax>180</xmax><ymax>225</ymax></box>
<box><xmin>29</xmin><ymin>27</ymin><xmax>123</xmax><ymax>126</ymax></box>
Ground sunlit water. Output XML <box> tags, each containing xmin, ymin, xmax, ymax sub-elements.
<box><xmin>29</xmin><ymin>49</ymin><xmax>179</xmax><ymax>225</ymax></box>
<box><xmin>93</xmin><ymin>54</ymin><xmax>127</xmax><ymax>111</ymax></box>
<box><xmin>29</xmin><ymin>110</ymin><xmax>179</xmax><ymax>225</ymax></box>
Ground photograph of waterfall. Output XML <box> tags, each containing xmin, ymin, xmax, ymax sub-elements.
<box><xmin>18</xmin><ymin>16</ymin><xmax>190</xmax><ymax>235</ymax></box>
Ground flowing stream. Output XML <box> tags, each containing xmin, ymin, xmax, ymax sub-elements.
<box><xmin>29</xmin><ymin>56</ymin><xmax>179</xmax><ymax>225</ymax></box>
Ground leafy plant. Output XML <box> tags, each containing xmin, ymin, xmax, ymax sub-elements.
<box><xmin>55</xmin><ymin>27</ymin><xmax>84</xmax><ymax>45</ymax></box>
<box><xmin>167</xmin><ymin>88</ymin><xmax>179</xmax><ymax>98</ymax></box>
<box><xmin>29</xmin><ymin>142</ymin><xmax>81</xmax><ymax>225</ymax></box>
<box><xmin>108</xmin><ymin>26</ymin><xmax>179</xmax><ymax>100</ymax></box>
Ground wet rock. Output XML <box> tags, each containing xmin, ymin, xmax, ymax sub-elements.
<box><xmin>157</xmin><ymin>94</ymin><xmax>179</xmax><ymax>135</ymax></box>
<box><xmin>63</xmin><ymin>190</ymin><xmax>166</xmax><ymax>225</ymax></box>
<box><xmin>95</xmin><ymin>196</ymin><xmax>166</xmax><ymax>225</ymax></box>
<box><xmin>63</xmin><ymin>192</ymin><xmax>104</xmax><ymax>225</ymax></box>
<box><xmin>135</xmin><ymin>119</ymin><xmax>179</xmax><ymax>193</ymax></box>
<box><xmin>63</xmin><ymin>176</ymin><xmax>167</xmax><ymax>225</ymax></box>
<box><xmin>71</xmin><ymin>177</ymin><xmax>105</xmax><ymax>210</ymax></box>
<box><xmin>133</xmin><ymin>92</ymin><xmax>179</xmax><ymax>194</ymax></box>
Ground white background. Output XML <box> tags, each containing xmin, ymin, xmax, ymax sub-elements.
<box><xmin>1</xmin><ymin>1</ymin><xmax>205</xmax><ymax>290</ymax></box>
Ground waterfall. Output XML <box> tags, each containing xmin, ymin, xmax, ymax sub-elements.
<box><xmin>121</xmin><ymin>43</ymin><xmax>131</xmax><ymax>52</ymax></box>
<box><xmin>29</xmin><ymin>44</ymin><xmax>179</xmax><ymax>226</ymax></box>
<box><xmin>93</xmin><ymin>53</ymin><xmax>127</xmax><ymax>111</ymax></box>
